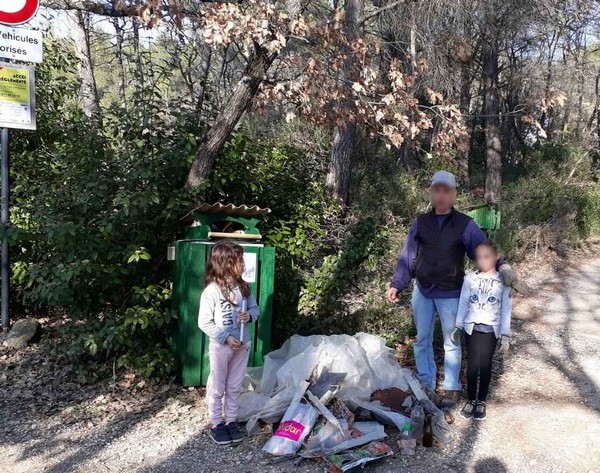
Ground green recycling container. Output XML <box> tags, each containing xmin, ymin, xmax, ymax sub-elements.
<box><xmin>170</xmin><ymin>203</ymin><xmax>275</xmax><ymax>387</ymax></box>
<box><xmin>466</xmin><ymin>203</ymin><xmax>502</xmax><ymax>238</ymax></box>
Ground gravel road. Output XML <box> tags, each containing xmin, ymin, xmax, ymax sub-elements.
<box><xmin>2</xmin><ymin>250</ymin><xmax>600</xmax><ymax>473</ymax></box>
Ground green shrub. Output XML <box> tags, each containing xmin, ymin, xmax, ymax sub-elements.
<box><xmin>578</xmin><ymin>186</ymin><xmax>600</xmax><ymax>237</ymax></box>
<box><xmin>208</xmin><ymin>132</ymin><xmax>332</xmax><ymax>342</ymax></box>
<box><xmin>298</xmin><ymin>218</ymin><xmax>387</xmax><ymax>318</ymax></box>
<box><xmin>9</xmin><ymin>39</ymin><xmax>198</xmax><ymax>380</ymax></box>
<box><xmin>505</xmin><ymin>142</ymin><xmax>591</xmax><ymax>182</ymax></box>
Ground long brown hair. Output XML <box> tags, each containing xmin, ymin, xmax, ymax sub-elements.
<box><xmin>205</xmin><ymin>241</ymin><xmax>251</xmax><ymax>304</ymax></box>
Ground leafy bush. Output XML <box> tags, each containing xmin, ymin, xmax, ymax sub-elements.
<box><xmin>207</xmin><ymin>132</ymin><xmax>333</xmax><ymax>342</ymax></box>
<box><xmin>9</xmin><ymin>39</ymin><xmax>199</xmax><ymax>380</ymax></box>
<box><xmin>299</xmin><ymin>218</ymin><xmax>387</xmax><ymax>318</ymax></box>
<box><xmin>497</xmin><ymin>143</ymin><xmax>599</xmax><ymax>257</ymax></box>
<box><xmin>507</xmin><ymin>143</ymin><xmax>591</xmax><ymax>181</ymax></box>
<box><xmin>578</xmin><ymin>186</ymin><xmax>600</xmax><ymax>237</ymax></box>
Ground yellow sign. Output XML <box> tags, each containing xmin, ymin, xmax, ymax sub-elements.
<box><xmin>0</xmin><ymin>61</ymin><xmax>36</xmax><ymax>130</ymax></box>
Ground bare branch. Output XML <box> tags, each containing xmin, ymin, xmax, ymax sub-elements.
<box><xmin>360</xmin><ymin>0</ymin><xmax>408</xmax><ymax>25</ymax></box>
<box><xmin>41</xmin><ymin>0</ymin><xmax>142</xmax><ymax>17</ymax></box>
<box><xmin>40</xmin><ymin>0</ymin><xmax>232</xmax><ymax>18</ymax></box>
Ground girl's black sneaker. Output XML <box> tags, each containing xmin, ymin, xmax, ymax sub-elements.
<box><xmin>227</xmin><ymin>422</ymin><xmax>245</xmax><ymax>443</ymax></box>
<box><xmin>460</xmin><ymin>400</ymin><xmax>476</xmax><ymax>419</ymax></box>
<box><xmin>209</xmin><ymin>423</ymin><xmax>232</xmax><ymax>445</ymax></box>
<box><xmin>474</xmin><ymin>401</ymin><xmax>487</xmax><ymax>421</ymax></box>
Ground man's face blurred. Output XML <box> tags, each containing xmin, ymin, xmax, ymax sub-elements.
<box><xmin>430</xmin><ymin>184</ymin><xmax>456</xmax><ymax>212</ymax></box>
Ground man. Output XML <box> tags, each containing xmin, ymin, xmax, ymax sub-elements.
<box><xmin>387</xmin><ymin>171</ymin><xmax>516</xmax><ymax>407</ymax></box>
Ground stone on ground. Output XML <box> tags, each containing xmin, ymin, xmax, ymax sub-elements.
<box><xmin>2</xmin><ymin>318</ymin><xmax>41</xmax><ymax>349</ymax></box>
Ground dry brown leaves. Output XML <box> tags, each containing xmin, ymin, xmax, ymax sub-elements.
<box><xmin>0</xmin><ymin>320</ymin><xmax>196</xmax><ymax>435</ymax></box>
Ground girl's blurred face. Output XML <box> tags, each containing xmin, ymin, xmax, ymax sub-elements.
<box><xmin>475</xmin><ymin>245</ymin><xmax>498</xmax><ymax>273</ymax></box>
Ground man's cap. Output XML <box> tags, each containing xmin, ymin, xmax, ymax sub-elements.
<box><xmin>430</xmin><ymin>171</ymin><xmax>456</xmax><ymax>189</ymax></box>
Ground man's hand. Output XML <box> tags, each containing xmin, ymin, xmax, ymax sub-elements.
<box><xmin>238</xmin><ymin>311</ymin><xmax>251</xmax><ymax>323</ymax></box>
<box><xmin>498</xmin><ymin>335</ymin><xmax>510</xmax><ymax>354</ymax></box>
<box><xmin>226</xmin><ymin>336</ymin><xmax>242</xmax><ymax>349</ymax></box>
<box><xmin>387</xmin><ymin>287</ymin><xmax>399</xmax><ymax>303</ymax></box>
<box><xmin>499</xmin><ymin>263</ymin><xmax>518</xmax><ymax>287</ymax></box>
<box><xmin>450</xmin><ymin>327</ymin><xmax>463</xmax><ymax>343</ymax></box>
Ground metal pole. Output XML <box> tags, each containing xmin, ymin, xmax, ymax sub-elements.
<box><xmin>1</xmin><ymin>128</ymin><xmax>9</xmax><ymax>332</ymax></box>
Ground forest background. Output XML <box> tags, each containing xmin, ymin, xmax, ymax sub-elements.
<box><xmin>8</xmin><ymin>0</ymin><xmax>600</xmax><ymax>382</ymax></box>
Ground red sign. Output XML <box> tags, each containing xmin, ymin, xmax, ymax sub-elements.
<box><xmin>0</xmin><ymin>0</ymin><xmax>39</xmax><ymax>26</ymax></box>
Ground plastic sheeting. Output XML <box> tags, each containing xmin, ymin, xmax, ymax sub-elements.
<box><xmin>241</xmin><ymin>333</ymin><xmax>455</xmax><ymax>445</ymax></box>
<box><xmin>239</xmin><ymin>333</ymin><xmax>410</xmax><ymax>428</ymax></box>
<box><xmin>258</xmin><ymin>333</ymin><xmax>408</xmax><ymax>396</ymax></box>
<box><xmin>244</xmin><ymin>384</ymin><xmax>304</xmax><ymax>434</ymax></box>
<box><xmin>351</xmin><ymin>399</ymin><xmax>412</xmax><ymax>431</ymax></box>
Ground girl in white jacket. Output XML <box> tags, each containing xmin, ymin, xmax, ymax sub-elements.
<box><xmin>451</xmin><ymin>239</ymin><xmax>512</xmax><ymax>421</ymax></box>
<box><xmin>198</xmin><ymin>241</ymin><xmax>259</xmax><ymax>445</ymax></box>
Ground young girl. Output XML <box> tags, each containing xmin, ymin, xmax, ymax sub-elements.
<box><xmin>451</xmin><ymin>239</ymin><xmax>511</xmax><ymax>421</ymax></box>
<box><xmin>198</xmin><ymin>241</ymin><xmax>259</xmax><ymax>445</ymax></box>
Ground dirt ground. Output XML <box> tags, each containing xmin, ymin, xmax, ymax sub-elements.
<box><xmin>2</xmin><ymin>244</ymin><xmax>600</xmax><ymax>473</ymax></box>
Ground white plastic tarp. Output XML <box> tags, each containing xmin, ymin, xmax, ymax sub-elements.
<box><xmin>239</xmin><ymin>333</ymin><xmax>409</xmax><ymax>425</ymax></box>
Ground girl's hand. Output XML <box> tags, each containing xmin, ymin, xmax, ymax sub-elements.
<box><xmin>450</xmin><ymin>327</ymin><xmax>463</xmax><ymax>343</ymax></box>
<box><xmin>238</xmin><ymin>311</ymin><xmax>251</xmax><ymax>324</ymax></box>
<box><xmin>499</xmin><ymin>263</ymin><xmax>517</xmax><ymax>287</ymax></box>
<box><xmin>226</xmin><ymin>336</ymin><xmax>242</xmax><ymax>349</ymax></box>
<box><xmin>499</xmin><ymin>335</ymin><xmax>510</xmax><ymax>354</ymax></box>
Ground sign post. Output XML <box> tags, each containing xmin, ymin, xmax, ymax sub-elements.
<box><xmin>0</xmin><ymin>61</ymin><xmax>36</xmax><ymax>332</ymax></box>
<box><xmin>0</xmin><ymin>0</ymin><xmax>40</xmax><ymax>332</ymax></box>
<box><xmin>1</xmin><ymin>127</ymin><xmax>9</xmax><ymax>332</ymax></box>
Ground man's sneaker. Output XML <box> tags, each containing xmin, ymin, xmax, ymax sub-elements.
<box><xmin>209</xmin><ymin>423</ymin><xmax>232</xmax><ymax>445</ymax></box>
<box><xmin>440</xmin><ymin>390</ymin><xmax>460</xmax><ymax>409</ymax></box>
<box><xmin>474</xmin><ymin>401</ymin><xmax>487</xmax><ymax>421</ymax></box>
<box><xmin>460</xmin><ymin>400</ymin><xmax>476</xmax><ymax>419</ymax></box>
<box><xmin>226</xmin><ymin>422</ymin><xmax>245</xmax><ymax>443</ymax></box>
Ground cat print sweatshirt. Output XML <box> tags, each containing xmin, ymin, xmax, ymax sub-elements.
<box><xmin>455</xmin><ymin>271</ymin><xmax>512</xmax><ymax>338</ymax></box>
<box><xmin>198</xmin><ymin>283</ymin><xmax>259</xmax><ymax>344</ymax></box>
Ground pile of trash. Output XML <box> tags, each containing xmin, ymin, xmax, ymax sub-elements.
<box><xmin>238</xmin><ymin>333</ymin><xmax>454</xmax><ymax>471</ymax></box>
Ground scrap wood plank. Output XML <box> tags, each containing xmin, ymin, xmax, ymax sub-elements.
<box><xmin>306</xmin><ymin>390</ymin><xmax>345</xmax><ymax>434</ymax></box>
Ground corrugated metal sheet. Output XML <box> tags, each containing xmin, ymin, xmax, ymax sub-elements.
<box><xmin>181</xmin><ymin>202</ymin><xmax>271</xmax><ymax>223</ymax></box>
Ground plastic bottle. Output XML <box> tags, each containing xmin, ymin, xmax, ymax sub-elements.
<box><xmin>422</xmin><ymin>415</ymin><xmax>433</xmax><ymax>448</ymax></box>
<box><xmin>239</xmin><ymin>298</ymin><xmax>247</xmax><ymax>342</ymax></box>
<box><xmin>410</xmin><ymin>404</ymin><xmax>425</xmax><ymax>444</ymax></box>
<box><xmin>399</xmin><ymin>422</ymin><xmax>416</xmax><ymax>455</ymax></box>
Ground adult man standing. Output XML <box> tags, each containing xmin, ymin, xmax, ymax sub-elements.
<box><xmin>387</xmin><ymin>171</ymin><xmax>516</xmax><ymax>407</ymax></box>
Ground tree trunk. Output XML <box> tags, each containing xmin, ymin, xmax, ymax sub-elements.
<box><xmin>459</xmin><ymin>63</ymin><xmax>472</xmax><ymax>117</ymax></box>
<box><xmin>459</xmin><ymin>61</ymin><xmax>472</xmax><ymax>171</ymax></box>
<box><xmin>398</xmin><ymin>13</ymin><xmax>418</xmax><ymax>171</ymax></box>
<box><xmin>483</xmin><ymin>30</ymin><xmax>502</xmax><ymax>203</ymax></box>
<box><xmin>326</xmin><ymin>0</ymin><xmax>364</xmax><ymax>204</ymax></box>
<box><xmin>382</xmin><ymin>2</ymin><xmax>418</xmax><ymax>171</ymax></box>
<box><xmin>196</xmin><ymin>42</ymin><xmax>212</xmax><ymax>114</ymax></box>
<box><xmin>132</xmin><ymin>20</ymin><xmax>145</xmax><ymax>91</ymax></box>
<box><xmin>327</xmin><ymin>124</ymin><xmax>356</xmax><ymax>204</ymax></box>
<box><xmin>596</xmin><ymin>71</ymin><xmax>600</xmax><ymax>150</ymax></box>
<box><xmin>540</xmin><ymin>32</ymin><xmax>558</xmax><ymax>135</ymax></box>
<box><xmin>69</xmin><ymin>11</ymin><xmax>99</xmax><ymax>115</ymax></box>
<box><xmin>185</xmin><ymin>45</ymin><xmax>275</xmax><ymax>188</ymax></box>
<box><xmin>112</xmin><ymin>17</ymin><xmax>127</xmax><ymax>103</ymax></box>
